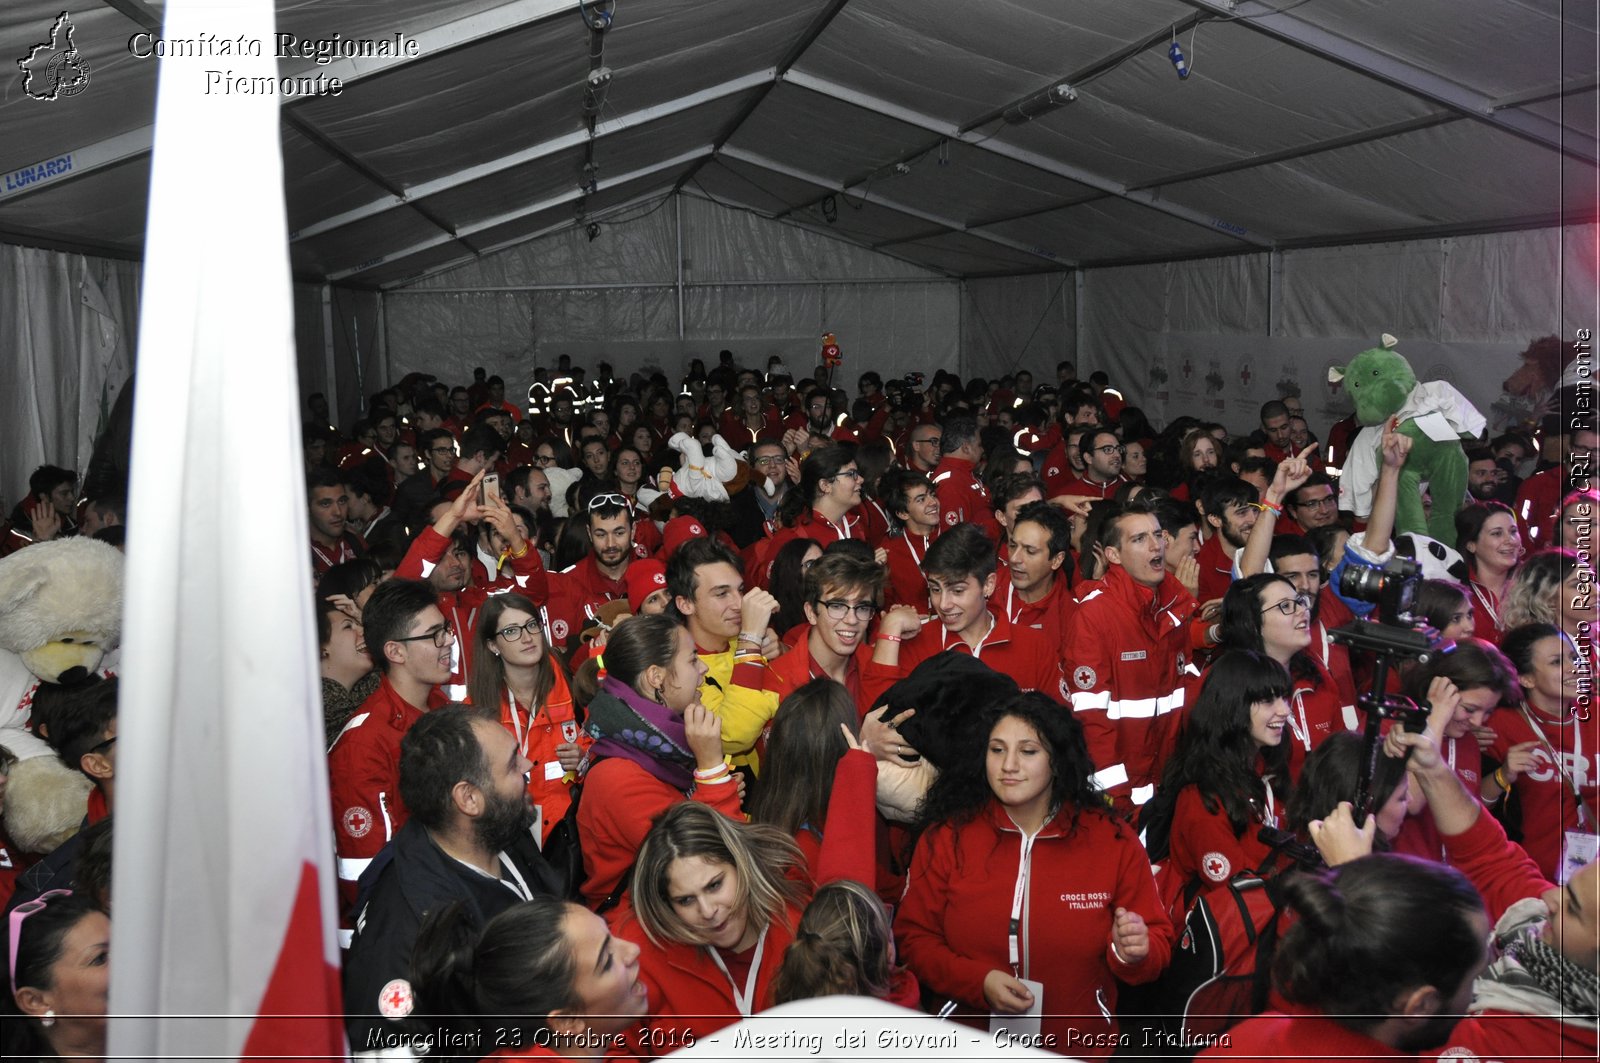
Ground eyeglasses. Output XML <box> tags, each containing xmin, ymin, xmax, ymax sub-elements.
<box><xmin>1293</xmin><ymin>494</ymin><xmax>1337</xmax><ymax>510</ymax></box>
<box><xmin>753</xmin><ymin>455</ymin><xmax>786</xmax><ymax>467</ymax></box>
<box><xmin>832</xmin><ymin>469</ymin><xmax>863</xmax><ymax>481</ymax></box>
<box><xmin>817</xmin><ymin>599</ymin><xmax>877</xmax><ymax>622</ymax></box>
<box><xmin>1092</xmin><ymin>444</ymin><xmax>1126</xmax><ymax>456</ymax></box>
<box><xmin>1261</xmin><ymin>594</ymin><xmax>1312</xmax><ymax>617</ymax></box>
<box><xmin>587</xmin><ymin>493</ymin><xmax>632</xmax><ymax>512</ymax></box>
<box><xmin>9</xmin><ymin>889</ymin><xmax>72</xmax><ymax>993</ymax></box>
<box><xmin>88</xmin><ymin>734</ymin><xmax>117</xmax><ymax>756</ymax></box>
<box><xmin>495</xmin><ymin>619</ymin><xmax>543</xmax><ymax>642</ymax></box>
<box><xmin>395</xmin><ymin>623</ymin><xmax>454</xmax><ymax>648</ymax></box>
<box><xmin>535</xmin><ymin>454</ymin><xmax>556</xmax><ymax>465</ymax></box>
<box><xmin>428</xmin><ymin>446</ymin><xmax>456</xmax><ymax>455</ymax></box>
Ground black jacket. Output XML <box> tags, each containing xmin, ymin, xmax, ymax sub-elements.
<box><xmin>342</xmin><ymin>820</ymin><xmax>564</xmax><ymax>1047</ymax></box>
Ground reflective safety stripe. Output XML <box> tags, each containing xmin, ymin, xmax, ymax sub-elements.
<box><xmin>1106</xmin><ymin>689</ymin><xmax>1185</xmax><ymax>720</ymax></box>
<box><xmin>332</xmin><ymin>712</ymin><xmax>369</xmax><ymax>745</ymax></box>
<box><xmin>1070</xmin><ymin>690</ymin><xmax>1111</xmax><ymax>712</ymax></box>
<box><xmin>338</xmin><ymin>928</ymin><xmax>354</xmax><ymax>950</ymax></box>
<box><xmin>1131</xmin><ymin>784</ymin><xmax>1156</xmax><ymax>805</ymax></box>
<box><xmin>338</xmin><ymin>856</ymin><xmax>372</xmax><ymax>881</ymax></box>
<box><xmin>1092</xmin><ymin>763</ymin><xmax>1128</xmax><ymax>789</ymax></box>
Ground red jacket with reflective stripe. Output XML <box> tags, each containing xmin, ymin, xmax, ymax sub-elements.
<box><xmin>1063</xmin><ymin>566</ymin><xmax>1196</xmax><ymax>811</ymax></box>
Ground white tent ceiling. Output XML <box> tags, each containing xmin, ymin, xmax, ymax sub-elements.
<box><xmin>1</xmin><ymin>0</ymin><xmax>1595</xmax><ymax>288</ymax></box>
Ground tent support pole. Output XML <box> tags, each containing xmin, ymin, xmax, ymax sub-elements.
<box><xmin>676</xmin><ymin>196</ymin><xmax>686</xmax><ymax>340</ymax></box>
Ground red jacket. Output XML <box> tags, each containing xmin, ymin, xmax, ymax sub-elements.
<box><xmin>1064</xmin><ymin>567</ymin><xmax>1198</xmax><ymax>810</ymax></box>
<box><xmin>1195</xmin><ymin>532</ymin><xmax>1236</xmax><ymax>605</ymax></box>
<box><xmin>993</xmin><ymin>570</ymin><xmax>1076</xmax><ymax>673</ymax></box>
<box><xmin>1283</xmin><ymin>655</ymin><xmax>1358</xmax><ymax>783</ymax></box>
<box><xmin>1434</xmin><ymin>805</ymin><xmax>1597</xmax><ymax>1063</ymax></box>
<box><xmin>748</xmin><ymin>508</ymin><xmax>865</xmax><ymax>588</ymax></box>
<box><xmin>882</xmin><ymin>530</ymin><xmax>934</xmax><ymax>611</ymax></box>
<box><xmin>327</xmin><ymin>677</ymin><xmax>441</xmax><ymax>919</ymax></box>
<box><xmin>1488</xmin><ymin>703</ymin><xmax>1600</xmax><ymax>881</ymax></box>
<box><xmin>930</xmin><ymin>455</ymin><xmax>999</xmax><ymax>540</ymax></box>
<box><xmin>1391</xmin><ymin>733</ymin><xmax>1483</xmax><ymax>864</ymax></box>
<box><xmin>896</xmin><ymin>801</ymin><xmax>1172</xmax><ymax>1058</ymax></box>
<box><xmin>1467</xmin><ymin>571</ymin><xmax>1508</xmax><ymax>646</ymax></box>
<box><xmin>1200</xmin><ymin>1008</ymin><xmax>1418</xmax><ymax>1061</ymax></box>
<box><xmin>862</xmin><ymin>608</ymin><xmax>1066</xmax><ymax>710</ymax></box>
<box><xmin>576</xmin><ymin>757</ymin><xmax>744</xmax><ymax>908</ymax></box>
<box><xmin>1513</xmin><ymin>465</ymin><xmax>1563</xmax><ymax>548</ymax></box>
<box><xmin>1160</xmin><ymin>780</ymin><xmax>1285</xmax><ymax>913</ymax></box>
<box><xmin>544</xmin><ymin>554</ymin><xmax>629</xmax><ymax>650</ymax></box>
<box><xmin>311</xmin><ymin>533</ymin><xmax>365</xmax><ymax>580</ymax></box>
<box><xmin>762</xmin><ymin>629</ymin><xmax>873</xmax><ymax>719</ymax></box>
<box><xmin>610</xmin><ymin>901</ymin><xmax>799</xmax><ymax>1043</ymax></box>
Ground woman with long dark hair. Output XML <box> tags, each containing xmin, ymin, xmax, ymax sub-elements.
<box><xmin>1456</xmin><ymin>500</ymin><xmax>1523</xmax><ymax>645</ymax></box>
<box><xmin>412</xmin><ymin>897</ymin><xmax>649</xmax><ymax>1060</ymax></box>
<box><xmin>2</xmin><ymin>891</ymin><xmax>109</xmax><ymax>1062</ymax></box>
<box><xmin>896</xmin><ymin>693</ymin><xmax>1170</xmax><ymax>1056</ymax></box>
<box><xmin>1393</xmin><ymin>638</ymin><xmax>1521</xmax><ymax>862</ymax></box>
<box><xmin>773</xmin><ymin>444</ymin><xmax>866</xmax><ymax>546</ymax></box>
<box><xmin>1283</xmin><ymin>731</ymin><xmax>1412</xmax><ymax>852</ymax></box>
<box><xmin>469</xmin><ymin>593</ymin><xmax>588</xmax><ymax>844</ymax></box>
<box><xmin>767</xmin><ymin>537</ymin><xmax>823</xmax><ymax>638</ymax></box>
<box><xmin>1142</xmin><ymin>650</ymin><xmax>1292</xmax><ymax>900</ymax></box>
<box><xmin>574</xmin><ymin>614</ymin><xmax>741</xmax><ymax>907</ymax></box>
<box><xmin>1219</xmin><ymin>572</ymin><xmax>1352</xmax><ymax>780</ymax></box>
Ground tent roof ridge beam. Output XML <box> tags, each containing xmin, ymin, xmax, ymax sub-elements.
<box><xmin>0</xmin><ymin>0</ymin><xmax>578</xmax><ymax>206</ymax></box>
<box><xmin>378</xmin><ymin>188</ymin><xmax>672</xmax><ymax>290</ymax></box>
<box><xmin>291</xmin><ymin>69</ymin><xmax>775</xmax><ymax>241</ymax></box>
<box><xmin>719</xmin><ymin>145</ymin><xmax>1076</xmax><ymax>268</ymax></box>
<box><xmin>670</xmin><ymin>0</ymin><xmax>854</xmax><ymax>197</ymax></box>
<box><xmin>97</xmin><ymin>0</ymin><xmax>161</xmax><ymax>32</ymax></box>
<box><xmin>1490</xmin><ymin>74</ymin><xmax>1600</xmax><ymax>111</ymax></box>
<box><xmin>1177</xmin><ymin>0</ymin><xmax>1599</xmax><ymax>165</ymax></box>
<box><xmin>776</xmin><ymin>16</ymin><xmax>1206</xmax><ymax>223</ymax></box>
<box><xmin>1125</xmin><ymin>112</ymin><xmax>1460</xmax><ymax>191</ymax></box>
<box><xmin>780</xmin><ymin>70</ymin><xmax>1272</xmax><ymax>248</ymax></box>
<box><xmin>329</xmin><ymin>148</ymin><xmax>708</xmax><ymax>282</ymax></box>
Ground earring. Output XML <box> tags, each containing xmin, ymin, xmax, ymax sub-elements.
<box><xmin>42</xmin><ymin>1010</ymin><xmax>55</xmax><ymax>1027</ymax></box>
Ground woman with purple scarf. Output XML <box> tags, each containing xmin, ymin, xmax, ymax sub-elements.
<box><xmin>575</xmin><ymin>613</ymin><xmax>746</xmax><ymax>907</ymax></box>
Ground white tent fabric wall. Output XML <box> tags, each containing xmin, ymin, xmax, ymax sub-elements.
<box><xmin>960</xmin><ymin>273</ymin><xmax>1076</xmax><ymax>383</ymax></box>
<box><xmin>381</xmin><ymin>194</ymin><xmax>959</xmax><ymax>386</ymax></box>
<box><xmin>1078</xmin><ymin>222</ymin><xmax>1599</xmax><ymax>427</ymax></box>
<box><xmin>0</xmin><ymin>244</ymin><xmax>139</xmax><ymax>503</ymax></box>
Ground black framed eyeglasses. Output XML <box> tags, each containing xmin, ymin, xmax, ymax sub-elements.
<box><xmin>1294</xmin><ymin>494</ymin><xmax>1337</xmax><ymax>510</ymax></box>
<box><xmin>817</xmin><ymin>599</ymin><xmax>877</xmax><ymax>622</ymax></box>
<box><xmin>1093</xmin><ymin>444</ymin><xmax>1126</xmax><ymax>455</ymax></box>
<box><xmin>1261</xmin><ymin>594</ymin><xmax>1311</xmax><ymax>617</ymax></box>
<box><xmin>495</xmin><ymin>619</ymin><xmax>543</xmax><ymax>642</ymax></box>
<box><xmin>395</xmin><ymin>623</ymin><xmax>454</xmax><ymax>648</ymax></box>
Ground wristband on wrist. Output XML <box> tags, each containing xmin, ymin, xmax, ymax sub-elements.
<box><xmin>694</xmin><ymin>761</ymin><xmax>731</xmax><ymax>780</ymax></box>
<box><xmin>737</xmin><ymin>632</ymin><xmax>763</xmax><ymax>644</ymax></box>
<box><xmin>879</xmin><ymin>634</ymin><xmax>903</xmax><ymax>643</ymax></box>
<box><xmin>1493</xmin><ymin>767</ymin><xmax>1511</xmax><ymax>791</ymax></box>
<box><xmin>507</xmin><ymin>541</ymin><xmax>530</xmax><ymax>559</ymax></box>
<box><xmin>1255</xmin><ymin>499</ymin><xmax>1283</xmax><ymax>515</ymax></box>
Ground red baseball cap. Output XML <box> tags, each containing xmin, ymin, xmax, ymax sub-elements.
<box><xmin>624</xmin><ymin>558</ymin><xmax>668</xmax><ymax>611</ymax></box>
<box><xmin>659</xmin><ymin>515</ymin><xmax>707</xmax><ymax>562</ymax></box>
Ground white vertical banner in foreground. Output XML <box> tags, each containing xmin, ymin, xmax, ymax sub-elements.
<box><xmin>109</xmin><ymin>0</ymin><xmax>345</xmax><ymax>1058</ymax></box>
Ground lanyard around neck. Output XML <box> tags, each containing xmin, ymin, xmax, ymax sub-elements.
<box><xmin>706</xmin><ymin>925</ymin><xmax>769</xmax><ymax>1016</ymax></box>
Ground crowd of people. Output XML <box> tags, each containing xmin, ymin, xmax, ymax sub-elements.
<box><xmin>1</xmin><ymin>345</ymin><xmax>1597</xmax><ymax>1061</ymax></box>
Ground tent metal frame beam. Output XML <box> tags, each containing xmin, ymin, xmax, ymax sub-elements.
<box><xmin>292</xmin><ymin>70</ymin><xmax>775</xmax><ymax>241</ymax></box>
<box><xmin>669</xmin><ymin>0</ymin><xmax>854</xmax><ymax>200</ymax></box>
<box><xmin>0</xmin><ymin>0</ymin><xmax>577</xmax><ymax>206</ymax></box>
<box><xmin>779</xmin><ymin>70</ymin><xmax>1273</xmax><ymax>249</ymax></box>
<box><xmin>720</xmin><ymin>146</ymin><xmax>1074</xmax><ymax>268</ymax></box>
<box><xmin>1178</xmin><ymin>0</ymin><xmax>1599</xmax><ymax>166</ymax></box>
<box><xmin>775</xmin><ymin>12</ymin><xmax>1208</xmax><ymax>224</ymax></box>
<box><xmin>330</xmin><ymin>148</ymin><xmax>708</xmax><ymax>282</ymax></box>
<box><xmin>369</xmin><ymin>188</ymin><xmax>673</xmax><ymax>290</ymax></box>
<box><xmin>96</xmin><ymin>0</ymin><xmax>160</xmax><ymax>32</ymax></box>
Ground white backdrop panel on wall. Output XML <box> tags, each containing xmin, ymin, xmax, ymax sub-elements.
<box><xmin>1159</xmin><ymin>334</ymin><xmax>1524</xmax><ymax>436</ymax></box>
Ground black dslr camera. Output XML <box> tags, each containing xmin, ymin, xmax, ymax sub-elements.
<box><xmin>1330</xmin><ymin>556</ymin><xmax>1440</xmax><ymax>822</ymax></box>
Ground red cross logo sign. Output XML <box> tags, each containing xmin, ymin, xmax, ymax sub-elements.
<box><xmin>378</xmin><ymin>978</ymin><xmax>415</xmax><ymax>1019</ymax></box>
<box><xmin>341</xmin><ymin>806</ymin><xmax>373</xmax><ymax>839</ymax></box>
<box><xmin>1201</xmin><ymin>851</ymin><xmax>1232</xmax><ymax>883</ymax></box>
